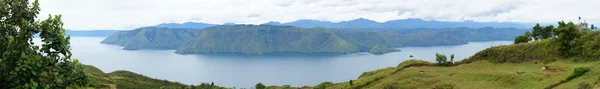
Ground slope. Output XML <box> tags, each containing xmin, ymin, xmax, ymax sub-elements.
<box><xmin>101</xmin><ymin>27</ymin><xmax>201</xmax><ymax>50</ymax></box>
<box><xmin>319</xmin><ymin>30</ymin><xmax>600</xmax><ymax>89</ymax></box>
<box><xmin>175</xmin><ymin>25</ymin><xmax>359</xmax><ymax>54</ymax></box>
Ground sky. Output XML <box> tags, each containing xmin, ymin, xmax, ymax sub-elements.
<box><xmin>36</xmin><ymin>0</ymin><xmax>598</xmax><ymax>30</ymax></box>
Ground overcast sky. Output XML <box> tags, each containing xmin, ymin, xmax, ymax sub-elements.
<box><xmin>37</xmin><ymin>0</ymin><xmax>597</xmax><ymax>30</ymax></box>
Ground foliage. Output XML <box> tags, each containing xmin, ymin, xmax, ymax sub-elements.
<box><xmin>435</xmin><ymin>53</ymin><xmax>450</xmax><ymax>65</ymax></box>
<box><xmin>313</xmin><ymin>81</ymin><xmax>334</xmax><ymax>89</ymax></box>
<box><xmin>553</xmin><ymin>21</ymin><xmax>580</xmax><ymax>56</ymax></box>
<box><xmin>513</xmin><ymin>35</ymin><xmax>530</xmax><ymax>44</ymax></box>
<box><xmin>256</xmin><ymin>83</ymin><xmax>266</xmax><ymax>89</ymax></box>
<box><xmin>566</xmin><ymin>67</ymin><xmax>591</xmax><ymax>81</ymax></box>
<box><xmin>450</xmin><ymin>54</ymin><xmax>455</xmax><ymax>62</ymax></box>
<box><xmin>0</xmin><ymin>0</ymin><xmax>88</xmax><ymax>88</ymax></box>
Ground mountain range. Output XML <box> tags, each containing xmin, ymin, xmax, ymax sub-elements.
<box><xmin>155</xmin><ymin>18</ymin><xmax>532</xmax><ymax>29</ymax></box>
<box><xmin>101</xmin><ymin>25</ymin><xmax>526</xmax><ymax>54</ymax></box>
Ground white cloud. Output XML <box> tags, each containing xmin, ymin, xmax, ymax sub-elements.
<box><xmin>36</xmin><ymin>0</ymin><xmax>599</xmax><ymax>30</ymax></box>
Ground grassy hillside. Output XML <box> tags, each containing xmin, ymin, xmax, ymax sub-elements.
<box><xmin>320</xmin><ymin>30</ymin><xmax>600</xmax><ymax>89</ymax></box>
<box><xmin>83</xmin><ymin>65</ymin><xmax>229</xmax><ymax>89</ymax></box>
<box><xmin>176</xmin><ymin>25</ymin><xmax>359</xmax><ymax>54</ymax></box>
<box><xmin>101</xmin><ymin>27</ymin><xmax>201</xmax><ymax>50</ymax></box>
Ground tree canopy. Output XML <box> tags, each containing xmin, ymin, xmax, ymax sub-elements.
<box><xmin>0</xmin><ymin>0</ymin><xmax>88</xmax><ymax>88</ymax></box>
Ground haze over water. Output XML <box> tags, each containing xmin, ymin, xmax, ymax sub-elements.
<box><xmin>44</xmin><ymin>37</ymin><xmax>512</xmax><ymax>87</ymax></box>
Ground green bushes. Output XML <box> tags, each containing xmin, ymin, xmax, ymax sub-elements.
<box><xmin>313</xmin><ymin>82</ymin><xmax>334</xmax><ymax>89</ymax></box>
<box><xmin>436</xmin><ymin>53</ymin><xmax>453</xmax><ymax>66</ymax></box>
<box><xmin>566</xmin><ymin>67</ymin><xmax>591</xmax><ymax>81</ymax></box>
<box><xmin>256</xmin><ymin>83</ymin><xmax>266</xmax><ymax>89</ymax></box>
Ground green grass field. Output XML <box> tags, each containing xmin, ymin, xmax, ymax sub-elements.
<box><xmin>324</xmin><ymin>60</ymin><xmax>599</xmax><ymax>89</ymax></box>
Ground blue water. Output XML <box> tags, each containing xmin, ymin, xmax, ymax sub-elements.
<box><xmin>47</xmin><ymin>37</ymin><xmax>512</xmax><ymax>87</ymax></box>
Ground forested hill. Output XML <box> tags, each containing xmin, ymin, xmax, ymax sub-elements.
<box><xmin>102</xmin><ymin>25</ymin><xmax>526</xmax><ymax>54</ymax></box>
<box><xmin>100</xmin><ymin>27</ymin><xmax>201</xmax><ymax>50</ymax></box>
<box><xmin>175</xmin><ymin>25</ymin><xmax>360</xmax><ymax>54</ymax></box>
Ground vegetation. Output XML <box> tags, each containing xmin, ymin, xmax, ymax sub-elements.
<box><xmin>101</xmin><ymin>27</ymin><xmax>201</xmax><ymax>50</ymax></box>
<box><xmin>323</xmin><ymin>20</ymin><xmax>600</xmax><ymax>89</ymax></box>
<box><xmin>104</xmin><ymin>24</ymin><xmax>525</xmax><ymax>55</ymax></box>
<box><xmin>368</xmin><ymin>45</ymin><xmax>400</xmax><ymax>54</ymax></box>
<box><xmin>0</xmin><ymin>0</ymin><xmax>88</xmax><ymax>88</ymax></box>
<box><xmin>83</xmin><ymin>65</ymin><xmax>230</xmax><ymax>89</ymax></box>
<box><xmin>176</xmin><ymin>25</ymin><xmax>359</xmax><ymax>54</ymax></box>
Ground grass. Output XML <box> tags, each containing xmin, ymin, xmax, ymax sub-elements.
<box><xmin>323</xmin><ymin>31</ymin><xmax>600</xmax><ymax>89</ymax></box>
<box><xmin>325</xmin><ymin>60</ymin><xmax>600</xmax><ymax>89</ymax></box>
<box><xmin>81</xmin><ymin>65</ymin><xmax>197</xmax><ymax>89</ymax></box>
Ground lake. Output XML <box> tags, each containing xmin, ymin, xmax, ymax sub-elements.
<box><xmin>42</xmin><ymin>37</ymin><xmax>512</xmax><ymax>87</ymax></box>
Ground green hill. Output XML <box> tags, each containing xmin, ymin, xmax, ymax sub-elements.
<box><xmin>368</xmin><ymin>45</ymin><xmax>400</xmax><ymax>54</ymax></box>
<box><xmin>316</xmin><ymin>27</ymin><xmax>600</xmax><ymax>89</ymax></box>
<box><xmin>83</xmin><ymin>65</ymin><xmax>229</xmax><ymax>89</ymax></box>
<box><xmin>102</xmin><ymin>25</ymin><xmax>525</xmax><ymax>54</ymax></box>
<box><xmin>101</xmin><ymin>27</ymin><xmax>201</xmax><ymax>50</ymax></box>
<box><xmin>175</xmin><ymin>25</ymin><xmax>359</xmax><ymax>54</ymax></box>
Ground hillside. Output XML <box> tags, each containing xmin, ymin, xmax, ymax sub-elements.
<box><xmin>100</xmin><ymin>27</ymin><xmax>201</xmax><ymax>50</ymax></box>
<box><xmin>83</xmin><ymin>65</ymin><xmax>229</xmax><ymax>89</ymax></box>
<box><xmin>175</xmin><ymin>25</ymin><xmax>360</xmax><ymax>54</ymax></box>
<box><xmin>317</xmin><ymin>30</ymin><xmax>600</xmax><ymax>89</ymax></box>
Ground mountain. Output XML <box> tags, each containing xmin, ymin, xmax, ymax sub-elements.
<box><xmin>175</xmin><ymin>25</ymin><xmax>359</xmax><ymax>54</ymax></box>
<box><xmin>65</xmin><ymin>30</ymin><xmax>122</xmax><ymax>37</ymax></box>
<box><xmin>153</xmin><ymin>22</ymin><xmax>218</xmax><ymax>29</ymax></box>
<box><xmin>100</xmin><ymin>27</ymin><xmax>201</xmax><ymax>50</ymax></box>
<box><xmin>262</xmin><ymin>18</ymin><xmax>531</xmax><ymax>29</ymax></box>
<box><xmin>151</xmin><ymin>18</ymin><xmax>530</xmax><ymax>29</ymax></box>
<box><xmin>101</xmin><ymin>25</ymin><xmax>525</xmax><ymax>54</ymax></box>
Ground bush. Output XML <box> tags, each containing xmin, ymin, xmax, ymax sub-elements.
<box><xmin>566</xmin><ymin>67</ymin><xmax>590</xmax><ymax>81</ymax></box>
<box><xmin>314</xmin><ymin>82</ymin><xmax>334</xmax><ymax>89</ymax></box>
<box><xmin>255</xmin><ymin>83</ymin><xmax>266</xmax><ymax>89</ymax></box>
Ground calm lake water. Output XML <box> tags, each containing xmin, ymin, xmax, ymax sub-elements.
<box><xmin>37</xmin><ymin>37</ymin><xmax>512</xmax><ymax>87</ymax></box>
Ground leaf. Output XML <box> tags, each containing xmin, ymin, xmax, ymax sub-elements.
<box><xmin>33</xmin><ymin>82</ymin><xmax>38</xmax><ymax>87</ymax></box>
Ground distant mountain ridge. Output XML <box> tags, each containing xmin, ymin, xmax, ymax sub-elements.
<box><xmin>153</xmin><ymin>18</ymin><xmax>531</xmax><ymax>29</ymax></box>
<box><xmin>102</xmin><ymin>25</ymin><xmax>526</xmax><ymax>54</ymax></box>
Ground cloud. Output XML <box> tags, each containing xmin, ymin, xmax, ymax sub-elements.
<box><xmin>36</xmin><ymin>0</ymin><xmax>599</xmax><ymax>30</ymax></box>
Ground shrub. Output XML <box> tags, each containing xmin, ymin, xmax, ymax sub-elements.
<box><xmin>314</xmin><ymin>82</ymin><xmax>334</xmax><ymax>89</ymax></box>
<box><xmin>255</xmin><ymin>83</ymin><xmax>266</xmax><ymax>89</ymax></box>
<box><xmin>566</xmin><ymin>67</ymin><xmax>590</xmax><ymax>81</ymax></box>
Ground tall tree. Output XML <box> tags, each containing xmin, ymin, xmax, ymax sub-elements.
<box><xmin>542</xmin><ymin>25</ymin><xmax>555</xmax><ymax>39</ymax></box>
<box><xmin>532</xmin><ymin>23</ymin><xmax>543</xmax><ymax>40</ymax></box>
<box><xmin>450</xmin><ymin>54</ymin><xmax>455</xmax><ymax>62</ymax></box>
<box><xmin>0</xmin><ymin>0</ymin><xmax>88</xmax><ymax>88</ymax></box>
<box><xmin>553</xmin><ymin>21</ymin><xmax>580</xmax><ymax>56</ymax></box>
<box><xmin>435</xmin><ymin>53</ymin><xmax>448</xmax><ymax>64</ymax></box>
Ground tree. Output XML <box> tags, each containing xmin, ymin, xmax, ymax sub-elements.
<box><xmin>532</xmin><ymin>23</ymin><xmax>543</xmax><ymax>40</ymax></box>
<box><xmin>514</xmin><ymin>35</ymin><xmax>530</xmax><ymax>44</ymax></box>
<box><xmin>409</xmin><ymin>55</ymin><xmax>413</xmax><ymax>59</ymax></box>
<box><xmin>255</xmin><ymin>83</ymin><xmax>266</xmax><ymax>89</ymax></box>
<box><xmin>435</xmin><ymin>53</ymin><xmax>448</xmax><ymax>64</ymax></box>
<box><xmin>349</xmin><ymin>80</ymin><xmax>353</xmax><ymax>86</ymax></box>
<box><xmin>591</xmin><ymin>24</ymin><xmax>596</xmax><ymax>30</ymax></box>
<box><xmin>542</xmin><ymin>25</ymin><xmax>555</xmax><ymax>39</ymax></box>
<box><xmin>0</xmin><ymin>0</ymin><xmax>88</xmax><ymax>88</ymax></box>
<box><xmin>553</xmin><ymin>21</ymin><xmax>580</xmax><ymax>56</ymax></box>
<box><xmin>450</xmin><ymin>54</ymin><xmax>455</xmax><ymax>62</ymax></box>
